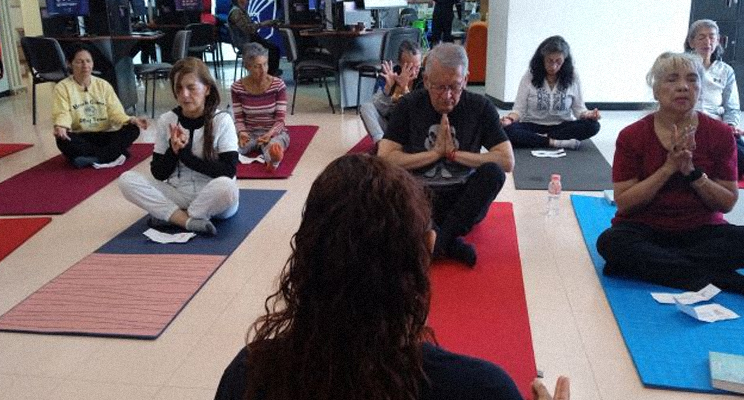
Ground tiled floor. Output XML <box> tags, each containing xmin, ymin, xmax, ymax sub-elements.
<box><xmin>0</xmin><ymin>64</ymin><xmax>739</xmax><ymax>399</ymax></box>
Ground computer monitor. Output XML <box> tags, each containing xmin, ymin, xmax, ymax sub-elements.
<box><xmin>129</xmin><ymin>0</ymin><xmax>147</xmax><ymax>17</ymax></box>
<box><xmin>174</xmin><ymin>0</ymin><xmax>203</xmax><ymax>11</ymax></box>
<box><xmin>45</xmin><ymin>0</ymin><xmax>90</xmax><ymax>16</ymax></box>
<box><xmin>361</xmin><ymin>0</ymin><xmax>406</xmax><ymax>9</ymax></box>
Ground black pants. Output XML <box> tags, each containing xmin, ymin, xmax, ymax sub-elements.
<box><xmin>431</xmin><ymin>0</ymin><xmax>455</xmax><ymax>44</ymax></box>
<box><xmin>504</xmin><ymin>120</ymin><xmax>600</xmax><ymax>148</ymax></box>
<box><xmin>431</xmin><ymin>162</ymin><xmax>506</xmax><ymax>247</ymax></box>
<box><xmin>250</xmin><ymin>33</ymin><xmax>281</xmax><ymax>76</ymax></box>
<box><xmin>597</xmin><ymin>221</ymin><xmax>744</xmax><ymax>294</ymax></box>
<box><xmin>55</xmin><ymin>125</ymin><xmax>140</xmax><ymax>164</ymax></box>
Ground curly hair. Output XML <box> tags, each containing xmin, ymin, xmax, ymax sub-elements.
<box><xmin>169</xmin><ymin>57</ymin><xmax>221</xmax><ymax>161</ymax></box>
<box><xmin>245</xmin><ymin>154</ymin><xmax>436</xmax><ymax>400</ymax></box>
<box><xmin>529</xmin><ymin>35</ymin><xmax>575</xmax><ymax>90</ymax></box>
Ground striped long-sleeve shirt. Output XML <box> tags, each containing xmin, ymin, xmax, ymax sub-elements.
<box><xmin>231</xmin><ymin>77</ymin><xmax>287</xmax><ymax>137</ymax></box>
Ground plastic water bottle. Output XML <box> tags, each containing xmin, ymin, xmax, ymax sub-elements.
<box><xmin>546</xmin><ymin>174</ymin><xmax>562</xmax><ymax>217</ymax></box>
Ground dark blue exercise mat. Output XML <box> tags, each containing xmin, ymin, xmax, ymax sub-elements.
<box><xmin>96</xmin><ymin>189</ymin><xmax>286</xmax><ymax>255</ymax></box>
<box><xmin>512</xmin><ymin>139</ymin><xmax>612</xmax><ymax>191</ymax></box>
<box><xmin>571</xmin><ymin>194</ymin><xmax>744</xmax><ymax>394</ymax></box>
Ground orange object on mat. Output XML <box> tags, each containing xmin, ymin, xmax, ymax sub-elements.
<box><xmin>465</xmin><ymin>21</ymin><xmax>488</xmax><ymax>83</ymax></box>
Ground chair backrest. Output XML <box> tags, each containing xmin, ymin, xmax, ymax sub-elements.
<box><xmin>381</xmin><ymin>27</ymin><xmax>421</xmax><ymax>63</ymax></box>
<box><xmin>186</xmin><ymin>23</ymin><xmax>214</xmax><ymax>48</ymax></box>
<box><xmin>172</xmin><ymin>30</ymin><xmax>193</xmax><ymax>61</ymax></box>
<box><xmin>398</xmin><ymin>7</ymin><xmax>418</xmax><ymax>26</ymax></box>
<box><xmin>226</xmin><ymin>20</ymin><xmax>249</xmax><ymax>52</ymax></box>
<box><xmin>278</xmin><ymin>28</ymin><xmax>298</xmax><ymax>64</ymax></box>
<box><xmin>20</xmin><ymin>36</ymin><xmax>68</xmax><ymax>77</ymax></box>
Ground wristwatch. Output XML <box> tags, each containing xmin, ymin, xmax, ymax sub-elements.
<box><xmin>683</xmin><ymin>167</ymin><xmax>704</xmax><ymax>184</ymax></box>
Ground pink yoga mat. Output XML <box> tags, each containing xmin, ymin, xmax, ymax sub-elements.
<box><xmin>0</xmin><ymin>253</ymin><xmax>226</xmax><ymax>339</ymax></box>
<box><xmin>428</xmin><ymin>203</ymin><xmax>537</xmax><ymax>399</ymax></box>
<box><xmin>0</xmin><ymin>143</ymin><xmax>153</xmax><ymax>215</ymax></box>
<box><xmin>0</xmin><ymin>143</ymin><xmax>33</xmax><ymax>158</ymax></box>
<box><xmin>236</xmin><ymin>125</ymin><xmax>318</xmax><ymax>179</ymax></box>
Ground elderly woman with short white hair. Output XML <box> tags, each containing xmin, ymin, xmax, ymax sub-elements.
<box><xmin>597</xmin><ymin>52</ymin><xmax>744</xmax><ymax>294</ymax></box>
<box><xmin>230</xmin><ymin>42</ymin><xmax>289</xmax><ymax>172</ymax></box>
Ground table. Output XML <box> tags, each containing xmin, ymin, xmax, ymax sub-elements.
<box><xmin>56</xmin><ymin>33</ymin><xmax>164</xmax><ymax>114</ymax></box>
<box><xmin>300</xmin><ymin>28</ymin><xmax>385</xmax><ymax>110</ymax></box>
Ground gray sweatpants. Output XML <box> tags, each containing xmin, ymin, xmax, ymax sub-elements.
<box><xmin>238</xmin><ymin>129</ymin><xmax>290</xmax><ymax>167</ymax></box>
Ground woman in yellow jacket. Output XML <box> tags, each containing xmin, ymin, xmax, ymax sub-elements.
<box><xmin>52</xmin><ymin>45</ymin><xmax>148</xmax><ymax>168</ymax></box>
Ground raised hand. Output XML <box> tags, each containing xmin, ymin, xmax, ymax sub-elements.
<box><xmin>379</xmin><ymin>60</ymin><xmax>397</xmax><ymax>94</ymax></box>
<box><xmin>169</xmin><ymin>123</ymin><xmax>188</xmax><ymax>154</ymax></box>
<box><xmin>53</xmin><ymin>125</ymin><xmax>71</xmax><ymax>141</ymax></box>
<box><xmin>532</xmin><ymin>376</ymin><xmax>570</xmax><ymax>400</ymax></box>
<box><xmin>131</xmin><ymin>116</ymin><xmax>149</xmax><ymax>130</ymax></box>
<box><xmin>666</xmin><ymin>124</ymin><xmax>695</xmax><ymax>175</ymax></box>
<box><xmin>394</xmin><ymin>62</ymin><xmax>416</xmax><ymax>91</ymax></box>
<box><xmin>238</xmin><ymin>131</ymin><xmax>250</xmax><ymax>148</ymax></box>
<box><xmin>581</xmin><ymin>108</ymin><xmax>601</xmax><ymax>120</ymax></box>
<box><xmin>257</xmin><ymin>132</ymin><xmax>272</xmax><ymax>145</ymax></box>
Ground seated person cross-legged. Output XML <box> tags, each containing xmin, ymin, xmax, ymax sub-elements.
<box><xmin>359</xmin><ymin>40</ymin><xmax>424</xmax><ymax>143</ymax></box>
<box><xmin>378</xmin><ymin>43</ymin><xmax>515</xmax><ymax>267</ymax></box>
<box><xmin>53</xmin><ymin>45</ymin><xmax>148</xmax><ymax>168</ymax></box>
<box><xmin>685</xmin><ymin>19</ymin><xmax>744</xmax><ymax>178</ymax></box>
<box><xmin>231</xmin><ymin>43</ymin><xmax>288</xmax><ymax>172</ymax></box>
<box><xmin>597</xmin><ymin>52</ymin><xmax>744</xmax><ymax>294</ymax></box>
<box><xmin>118</xmin><ymin>58</ymin><xmax>239</xmax><ymax>236</ymax></box>
<box><xmin>215</xmin><ymin>153</ymin><xmax>570</xmax><ymax>400</ymax></box>
<box><xmin>228</xmin><ymin>0</ymin><xmax>281</xmax><ymax>77</ymax></box>
<box><xmin>501</xmin><ymin>36</ymin><xmax>600</xmax><ymax>150</ymax></box>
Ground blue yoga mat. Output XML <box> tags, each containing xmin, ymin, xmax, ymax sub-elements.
<box><xmin>97</xmin><ymin>189</ymin><xmax>286</xmax><ymax>255</ymax></box>
<box><xmin>571</xmin><ymin>194</ymin><xmax>744</xmax><ymax>394</ymax></box>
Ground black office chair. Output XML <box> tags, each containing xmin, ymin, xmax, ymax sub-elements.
<box><xmin>186</xmin><ymin>23</ymin><xmax>221</xmax><ymax>79</ymax></box>
<box><xmin>20</xmin><ymin>36</ymin><xmax>69</xmax><ymax>125</ymax></box>
<box><xmin>226</xmin><ymin>22</ymin><xmax>247</xmax><ymax>82</ymax></box>
<box><xmin>354</xmin><ymin>27</ymin><xmax>421</xmax><ymax>114</ymax></box>
<box><xmin>135</xmin><ymin>30</ymin><xmax>191</xmax><ymax>118</ymax></box>
<box><xmin>279</xmin><ymin>28</ymin><xmax>336</xmax><ymax>115</ymax></box>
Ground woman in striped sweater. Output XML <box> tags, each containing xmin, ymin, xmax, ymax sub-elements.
<box><xmin>231</xmin><ymin>43</ymin><xmax>289</xmax><ymax>172</ymax></box>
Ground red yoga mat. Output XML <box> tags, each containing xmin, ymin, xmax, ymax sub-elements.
<box><xmin>236</xmin><ymin>125</ymin><xmax>318</xmax><ymax>179</ymax></box>
<box><xmin>0</xmin><ymin>143</ymin><xmax>153</xmax><ymax>216</ymax></box>
<box><xmin>428</xmin><ymin>202</ymin><xmax>537</xmax><ymax>400</ymax></box>
<box><xmin>738</xmin><ymin>179</ymin><xmax>744</xmax><ymax>189</ymax></box>
<box><xmin>346</xmin><ymin>135</ymin><xmax>375</xmax><ymax>155</ymax></box>
<box><xmin>0</xmin><ymin>217</ymin><xmax>52</xmax><ymax>262</ymax></box>
<box><xmin>0</xmin><ymin>143</ymin><xmax>33</xmax><ymax>158</ymax></box>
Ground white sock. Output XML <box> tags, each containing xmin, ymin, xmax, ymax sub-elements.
<box><xmin>550</xmin><ymin>139</ymin><xmax>581</xmax><ymax>150</ymax></box>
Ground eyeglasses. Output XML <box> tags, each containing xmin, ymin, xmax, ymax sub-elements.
<box><xmin>428</xmin><ymin>82</ymin><xmax>464</xmax><ymax>94</ymax></box>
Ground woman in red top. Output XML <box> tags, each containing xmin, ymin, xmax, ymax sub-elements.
<box><xmin>597</xmin><ymin>52</ymin><xmax>744</xmax><ymax>294</ymax></box>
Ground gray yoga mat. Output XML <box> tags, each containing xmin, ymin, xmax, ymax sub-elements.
<box><xmin>512</xmin><ymin>139</ymin><xmax>613</xmax><ymax>191</ymax></box>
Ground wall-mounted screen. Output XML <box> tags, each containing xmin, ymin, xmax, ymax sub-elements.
<box><xmin>45</xmin><ymin>0</ymin><xmax>90</xmax><ymax>16</ymax></box>
<box><xmin>130</xmin><ymin>0</ymin><xmax>148</xmax><ymax>16</ymax></box>
<box><xmin>361</xmin><ymin>0</ymin><xmax>406</xmax><ymax>9</ymax></box>
<box><xmin>174</xmin><ymin>0</ymin><xmax>202</xmax><ymax>11</ymax></box>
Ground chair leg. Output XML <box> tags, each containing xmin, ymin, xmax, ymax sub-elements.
<box><xmin>324</xmin><ymin>76</ymin><xmax>335</xmax><ymax>114</ymax></box>
<box><xmin>291</xmin><ymin>76</ymin><xmax>298</xmax><ymax>115</ymax></box>
<box><xmin>143</xmin><ymin>77</ymin><xmax>148</xmax><ymax>113</ymax></box>
<box><xmin>32</xmin><ymin>83</ymin><xmax>37</xmax><ymax>125</ymax></box>
<box><xmin>356</xmin><ymin>71</ymin><xmax>362</xmax><ymax>115</ymax></box>
<box><xmin>233</xmin><ymin>57</ymin><xmax>238</xmax><ymax>82</ymax></box>
<box><xmin>151</xmin><ymin>78</ymin><xmax>156</xmax><ymax>119</ymax></box>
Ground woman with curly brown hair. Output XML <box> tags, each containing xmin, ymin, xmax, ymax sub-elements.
<box><xmin>119</xmin><ymin>57</ymin><xmax>239</xmax><ymax>236</ymax></box>
<box><xmin>215</xmin><ymin>154</ymin><xmax>569</xmax><ymax>400</ymax></box>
